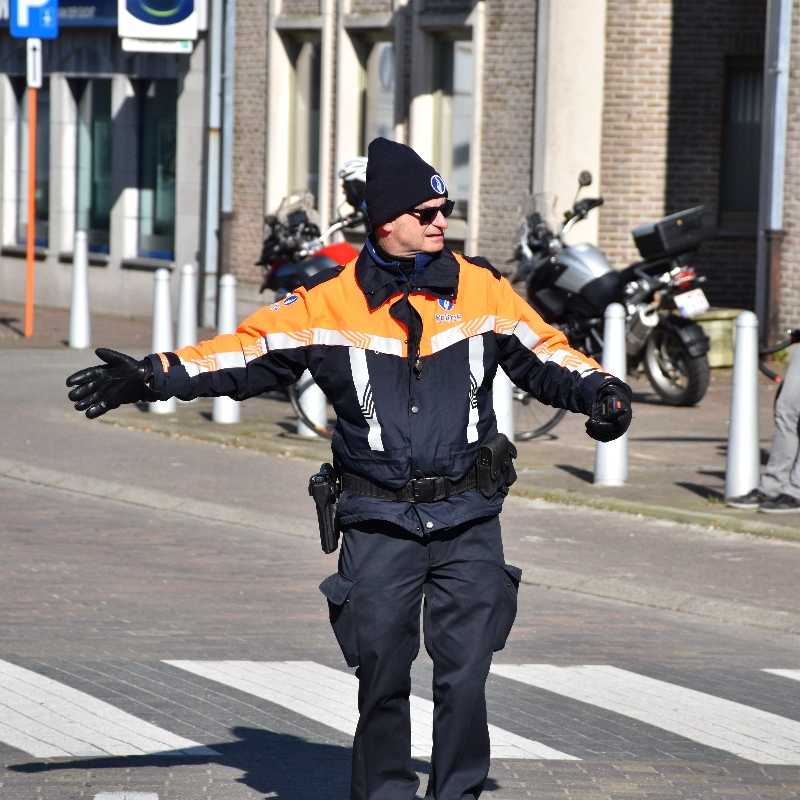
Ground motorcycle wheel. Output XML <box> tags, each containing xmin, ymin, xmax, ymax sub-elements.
<box><xmin>643</xmin><ymin>325</ymin><xmax>710</xmax><ymax>405</ymax></box>
<box><xmin>513</xmin><ymin>388</ymin><xmax>568</xmax><ymax>440</ymax></box>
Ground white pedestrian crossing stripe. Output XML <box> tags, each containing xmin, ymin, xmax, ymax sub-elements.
<box><xmin>165</xmin><ymin>660</ymin><xmax>577</xmax><ymax>760</ymax></box>
<box><xmin>491</xmin><ymin>664</ymin><xmax>800</xmax><ymax>765</ymax></box>
<box><xmin>763</xmin><ymin>669</ymin><xmax>800</xmax><ymax>682</ymax></box>
<box><xmin>0</xmin><ymin>660</ymin><xmax>217</xmax><ymax>759</ymax></box>
<box><xmin>2</xmin><ymin>659</ymin><xmax>798</xmax><ymax>764</ymax></box>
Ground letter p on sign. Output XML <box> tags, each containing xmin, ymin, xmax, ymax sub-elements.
<box><xmin>16</xmin><ymin>0</ymin><xmax>48</xmax><ymax>27</ymax></box>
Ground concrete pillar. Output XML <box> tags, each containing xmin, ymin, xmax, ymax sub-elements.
<box><xmin>109</xmin><ymin>75</ymin><xmax>139</xmax><ymax>263</ymax></box>
<box><xmin>465</xmin><ymin>0</ymin><xmax>485</xmax><ymax>254</ymax></box>
<box><xmin>49</xmin><ymin>73</ymin><xmax>78</xmax><ymax>254</ymax></box>
<box><xmin>175</xmin><ymin>39</ymin><xmax>207</xmax><ymax>319</ymax></box>
<box><xmin>265</xmin><ymin>0</ymin><xmax>292</xmax><ymax>214</ymax></box>
<box><xmin>408</xmin><ymin>5</ymin><xmax>435</xmax><ymax>162</ymax></box>
<box><xmin>334</xmin><ymin>10</ymin><xmax>363</xmax><ymax>209</ymax></box>
<box><xmin>533</xmin><ymin>0</ymin><xmax>607</xmax><ymax>246</ymax></box>
<box><xmin>318</xmin><ymin>0</ymin><xmax>336</xmax><ymax>231</ymax></box>
<box><xmin>0</xmin><ymin>75</ymin><xmax>21</xmax><ymax>246</ymax></box>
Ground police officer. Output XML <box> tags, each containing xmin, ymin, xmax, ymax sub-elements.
<box><xmin>66</xmin><ymin>138</ymin><xmax>632</xmax><ymax>800</ymax></box>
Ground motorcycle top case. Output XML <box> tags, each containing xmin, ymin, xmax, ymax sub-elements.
<box><xmin>632</xmin><ymin>206</ymin><xmax>706</xmax><ymax>261</ymax></box>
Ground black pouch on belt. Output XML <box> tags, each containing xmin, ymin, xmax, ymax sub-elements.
<box><xmin>476</xmin><ymin>433</ymin><xmax>518</xmax><ymax>498</ymax></box>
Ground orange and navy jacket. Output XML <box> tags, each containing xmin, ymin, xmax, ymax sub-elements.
<box><xmin>147</xmin><ymin>242</ymin><xmax>613</xmax><ymax>534</ymax></box>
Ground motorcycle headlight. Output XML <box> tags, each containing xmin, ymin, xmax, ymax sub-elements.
<box><xmin>547</xmin><ymin>239</ymin><xmax>562</xmax><ymax>255</ymax></box>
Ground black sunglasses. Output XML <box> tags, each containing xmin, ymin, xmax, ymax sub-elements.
<box><xmin>406</xmin><ymin>199</ymin><xmax>455</xmax><ymax>225</ymax></box>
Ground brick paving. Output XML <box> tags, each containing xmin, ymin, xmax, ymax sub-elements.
<box><xmin>2</xmin><ymin>309</ymin><xmax>800</xmax><ymax>798</ymax></box>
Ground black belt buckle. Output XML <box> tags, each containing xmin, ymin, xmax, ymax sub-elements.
<box><xmin>410</xmin><ymin>477</ymin><xmax>438</xmax><ymax>503</ymax></box>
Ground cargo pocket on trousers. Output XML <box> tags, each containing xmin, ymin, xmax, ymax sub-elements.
<box><xmin>319</xmin><ymin>572</ymin><xmax>359</xmax><ymax>667</ymax></box>
<box><xmin>493</xmin><ymin>563</ymin><xmax>522</xmax><ymax>652</ymax></box>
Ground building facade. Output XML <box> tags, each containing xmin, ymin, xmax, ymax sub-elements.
<box><xmin>0</xmin><ymin>0</ymin><xmax>207</xmax><ymax>317</ymax></box>
<box><xmin>1</xmin><ymin>0</ymin><xmax>798</xmax><ymax>335</ymax></box>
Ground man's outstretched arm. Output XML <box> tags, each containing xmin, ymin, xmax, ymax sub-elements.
<box><xmin>494</xmin><ymin>276</ymin><xmax>632</xmax><ymax>442</ymax></box>
<box><xmin>66</xmin><ymin>291</ymin><xmax>313</xmax><ymax>418</ymax></box>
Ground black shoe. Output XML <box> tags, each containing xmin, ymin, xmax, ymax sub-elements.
<box><xmin>726</xmin><ymin>489</ymin><xmax>770</xmax><ymax>509</ymax></box>
<box><xmin>759</xmin><ymin>493</ymin><xmax>800</xmax><ymax>514</ymax></box>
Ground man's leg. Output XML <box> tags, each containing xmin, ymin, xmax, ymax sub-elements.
<box><xmin>761</xmin><ymin>345</ymin><xmax>800</xmax><ymax>499</ymax></box>
<box><xmin>333</xmin><ymin>523</ymin><xmax>427</xmax><ymax>800</ymax></box>
<box><xmin>422</xmin><ymin>516</ymin><xmax>520</xmax><ymax>800</ymax></box>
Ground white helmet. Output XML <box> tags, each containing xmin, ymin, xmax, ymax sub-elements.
<box><xmin>338</xmin><ymin>156</ymin><xmax>368</xmax><ymax>183</ymax></box>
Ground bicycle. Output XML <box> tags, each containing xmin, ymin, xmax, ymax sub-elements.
<box><xmin>287</xmin><ymin>376</ymin><xmax>334</xmax><ymax>439</ymax></box>
<box><xmin>759</xmin><ymin>328</ymin><xmax>800</xmax><ymax>383</ymax></box>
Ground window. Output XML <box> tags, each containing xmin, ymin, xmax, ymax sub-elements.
<box><xmin>433</xmin><ymin>37</ymin><xmax>473</xmax><ymax>219</ymax></box>
<box><xmin>137</xmin><ymin>80</ymin><xmax>177</xmax><ymax>259</ymax></box>
<box><xmin>719</xmin><ymin>57</ymin><xmax>762</xmax><ymax>232</ymax></box>
<box><xmin>17</xmin><ymin>81</ymin><xmax>50</xmax><ymax>247</ymax></box>
<box><xmin>76</xmin><ymin>79</ymin><xmax>112</xmax><ymax>253</ymax></box>
<box><xmin>360</xmin><ymin>40</ymin><xmax>395</xmax><ymax>152</ymax></box>
<box><xmin>287</xmin><ymin>36</ymin><xmax>322</xmax><ymax>201</ymax></box>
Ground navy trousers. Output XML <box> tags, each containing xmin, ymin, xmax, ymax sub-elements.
<box><xmin>320</xmin><ymin>515</ymin><xmax>522</xmax><ymax>800</ymax></box>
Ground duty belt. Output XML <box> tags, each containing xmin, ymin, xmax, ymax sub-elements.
<box><xmin>341</xmin><ymin>469</ymin><xmax>478</xmax><ymax>504</ymax></box>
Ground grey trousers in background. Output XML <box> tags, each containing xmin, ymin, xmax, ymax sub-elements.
<box><xmin>760</xmin><ymin>344</ymin><xmax>800</xmax><ymax>500</ymax></box>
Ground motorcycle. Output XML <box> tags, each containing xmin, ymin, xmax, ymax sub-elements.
<box><xmin>256</xmin><ymin>157</ymin><xmax>369</xmax><ymax>296</ymax></box>
<box><xmin>511</xmin><ymin>171</ymin><xmax>712</xmax><ymax>439</ymax></box>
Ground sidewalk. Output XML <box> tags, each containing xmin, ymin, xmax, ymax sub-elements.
<box><xmin>3</xmin><ymin>300</ymin><xmax>796</xmax><ymax>541</ymax></box>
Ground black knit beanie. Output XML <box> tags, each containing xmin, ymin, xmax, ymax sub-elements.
<box><xmin>365</xmin><ymin>137</ymin><xmax>448</xmax><ymax>228</ymax></box>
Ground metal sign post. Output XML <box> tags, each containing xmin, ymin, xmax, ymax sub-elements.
<box><xmin>10</xmin><ymin>0</ymin><xmax>58</xmax><ymax>337</ymax></box>
<box><xmin>23</xmin><ymin>38</ymin><xmax>41</xmax><ymax>337</ymax></box>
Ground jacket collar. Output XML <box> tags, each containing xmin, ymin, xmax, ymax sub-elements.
<box><xmin>355</xmin><ymin>238</ymin><xmax>460</xmax><ymax>310</ymax></box>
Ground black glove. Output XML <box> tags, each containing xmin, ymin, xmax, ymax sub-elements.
<box><xmin>66</xmin><ymin>348</ymin><xmax>159</xmax><ymax>419</ymax></box>
<box><xmin>585</xmin><ymin>380</ymin><xmax>632</xmax><ymax>442</ymax></box>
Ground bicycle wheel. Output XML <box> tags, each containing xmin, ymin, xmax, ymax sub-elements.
<box><xmin>513</xmin><ymin>387</ymin><xmax>567</xmax><ymax>440</ymax></box>
<box><xmin>287</xmin><ymin>380</ymin><xmax>334</xmax><ymax>439</ymax></box>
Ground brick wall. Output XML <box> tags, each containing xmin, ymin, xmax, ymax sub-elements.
<box><xmin>599</xmin><ymin>1</ymin><xmax>674</xmax><ymax>270</ymax></box>
<box><xmin>779</xmin><ymin>0</ymin><xmax>800</xmax><ymax>329</ymax></box>
<box><xmin>476</xmin><ymin>0</ymin><xmax>537</xmax><ymax>268</ymax></box>
<box><xmin>283</xmin><ymin>0</ymin><xmax>322</xmax><ymax>15</ymax></box>
<box><xmin>227</xmin><ymin>0</ymin><xmax>268</xmax><ymax>286</ymax></box>
<box><xmin>600</xmin><ymin>0</ymin><xmax>766</xmax><ymax>311</ymax></box>
<box><xmin>350</xmin><ymin>0</ymin><xmax>394</xmax><ymax>13</ymax></box>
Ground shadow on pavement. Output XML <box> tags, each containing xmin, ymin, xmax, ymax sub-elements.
<box><xmin>676</xmin><ymin>481</ymin><xmax>724</xmax><ymax>502</ymax></box>
<box><xmin>0</xmin><ymin>315</ymin><xmax>23</xmax><ymax>336</ymax></box>
<box><xmin>8</xmin><ymin>725</ymin><xmax>498</xmax><ymax>799</ymax></box>
<box><xmin>555</xmin><ymin>464</ymin><xmax>594</xmax><ymax>483</ymax></box>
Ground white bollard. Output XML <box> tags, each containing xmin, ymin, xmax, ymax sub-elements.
<box><xmin>212</xmin><ymin>274</ymin><xmax>240</xmax><ymax>424</ymax></box>
<box><xmin>493</xmin><ymin>365</ymin><xmax>515</xmax><ymax>442</ymax></box>
<box><xmin>725</xmin><ymin>311</ymin><xmax>760</xmax><ymax>499</ymax></box>
<box><xmin>594</xmin><ymin>302</ymin><xmax>628</xmax><ymax>486</ymax></box>
<box><xmin>69</xmin><ymin>230</ymin><xmax>91</xmax><ymax>349</ymax></box>
<box><xmin>176</xmin><ymin>262</ymin><xmax>198</xmax><ymax>349</ymax></box>
<box><xmin>296</xmin><ymin>370</ymin><xmax>327</xmax><ymax>437</ymax></box>
<box><xmin>149</xmin><ymin>268</ymin><xmax>176</xmax><ymax>415</ymax></box>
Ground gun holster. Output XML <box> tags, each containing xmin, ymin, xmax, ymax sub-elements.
<box><xmin>308</xmin><ymin>463</ymin><xmax>341</xmax><ymax>554</ymax></box>
<box><xmin>476</xmin><ymin>433</ymin><xmax>518</xmax><ymax>498</ymax></box>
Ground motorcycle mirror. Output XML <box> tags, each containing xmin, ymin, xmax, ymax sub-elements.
<box><xmin>578</xmin><ymin>170</ymin><xmax>593</xmax><ymax>187</ymax></box>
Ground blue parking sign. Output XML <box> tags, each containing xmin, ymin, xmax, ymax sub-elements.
<box><xmin>10</xmin><ymin>0</ymin><xmax>59</xmax><ymax>38</ymax></box>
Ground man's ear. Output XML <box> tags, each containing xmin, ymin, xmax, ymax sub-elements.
<box><xmin>375</xmin><ymin>221</ymin><xmax>393</xmax><ymax>238</ymax></box>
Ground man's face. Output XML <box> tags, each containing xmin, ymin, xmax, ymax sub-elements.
<box><xmin>376</xmin><ymin>197</ymin><xmax>449</xmax><ymax>257</ymax></box>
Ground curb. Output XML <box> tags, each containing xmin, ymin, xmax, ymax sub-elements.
<box><xmin>514</xmin><ymin>564</ymin><xmax>800</xmax><ymax>635</ymax></box>
<box><xmin>512</xmin><ymin>486</ymin><xmax>800</xmax><ymax>544</ymax></box>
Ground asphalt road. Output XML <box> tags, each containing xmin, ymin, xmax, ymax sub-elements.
<box><xmin>1</xmin><ymin>349</ymin><xmax>799</xmax><ymax>799</ymax></box>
